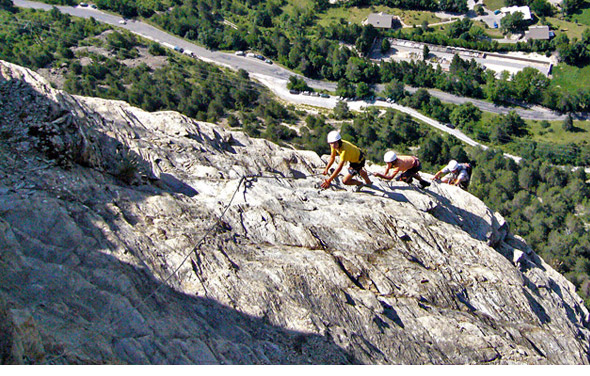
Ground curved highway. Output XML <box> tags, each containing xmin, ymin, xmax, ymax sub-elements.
<box><xmin>14</xmin><ymin>0</ymin><xmax>574</xmax><ymax>122</ymax></box>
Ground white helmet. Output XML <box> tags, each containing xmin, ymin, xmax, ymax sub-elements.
<box><xmin>447</xmin><ymin>160</ymin><xmax>458</xmax><ymax>172</ymax></box>
<box><xmin>327</xmin><ymin>130</ymin><xmax>341</xmax><ymax>143</ymax></box>
<box><xmin>384</xmin><ymin>151</ymin><xmax>397</xmax><ymax>163</ymax></box>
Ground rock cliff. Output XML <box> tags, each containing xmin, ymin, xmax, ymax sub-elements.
<box><xmin>1</xmin><ymin>60</ymin><xmax>589</xmax><ymax>364</ymax></box>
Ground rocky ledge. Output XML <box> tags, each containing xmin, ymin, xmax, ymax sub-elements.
<box><xmin>0</xmin><ymin>60</ymin><xmax>589</xmax><ymax>364</ymax></box>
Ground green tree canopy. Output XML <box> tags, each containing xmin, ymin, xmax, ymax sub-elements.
<box><xmin>500</xmin><ymin>11</ymin><xmax>527</xmax><ymax>34</ymax></box>
<box><xmin>449</xmin><ymin>102</ymin><xmax>482</xmax><ymax>131</ymax></box>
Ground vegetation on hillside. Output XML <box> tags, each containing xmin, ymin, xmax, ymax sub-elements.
<box><xmin>0</xmin><ymin>6</ymin><xmax>299</xmax><ymax>132</ymax></box>
<box><xmin>17</xmin><ymin>0</ymin><xmax>590</xmax><ymax>114</ymax></box>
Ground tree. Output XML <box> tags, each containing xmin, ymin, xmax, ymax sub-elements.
<box><xmin>562</xmin><ymin>0</ymin><xmax>584</xmax><ymax>16</ymax></box>
<box><xmin>449</xmin><ymin>102</ymin><xmax>482</xmax><ymax>131</ymax></box>
<box><xmin>313</xmin><ymin>0</ymin><xmax>330</xmax><ymax>11</ymax></box>
<box><xmin>439</xmin><ymin>0</ymin><xmax>468</xmax><ymax>13</ymax></box>
<box><xmin>287</xmin><ymin>75</ymin><xmax>310</xmax><ymax>92</ymax></box>
<box><xmin>148</xmin><ymin>42</ymin><xmax>166</xmax><ymax>56</ymax></box>
<box><xmin>560</xmin><ymin>39</ymin><xmax>590</xmax><ymax>66</ymax></box>
<box><xmin>420</xmin><ymin>134</ymin><xmax>448</xmax><ymax>165</ymax></box>
<box><xmin>333</xmin><ymin>100</ymin><xmax>351</xmax><ymax>119</ymax></box>
<box><xmin>381</xmin><ymin>38</ymin><xmax>391</xmax><ymax>54</ymax></box>
<box><xmin>336</xmin><ymin>78</ymin><xmax>355</xmax><ymax>98</ymax></box>
<box><xmin>485</xmin><ymin>71</ymin><xmax>513</xmax><ymax>104</ymax></box>
<box><xmin>448</xmin><ymin>18</ymin><xmax>473</xmax><ymax>39</ymax></box>
<box><xmin>406</xmin><ymin>88</ymin><xmax>431</xmax><ymax>109</ymax></box>
<box><xmin>500</xmin><ymin>11</ymin><xmax>527</xmax><ymax>34</ymax></box>
<box><xmin>356</xmin><ymin>82</ymin><xmax>373</xmax><ymax>99</ymax></box>
<box><xmin>511</xmin><ymin>67</ymin><xmax>550</xmax><ymax>103</ymax></box>
<box><xmin>489</xmin><ymin>121</ymin><xmax>510</xmax><ymax>144</ymax></box>
<box><xmin>0</xmin><ymin>0</ymin><xmax>15</xmax><ymax>12</ymax></box>
<box><xmin>563</xmin><ymin>113</ymin><xmax>574</xmax><ymax>131</ymax></box>
<box><xmin>254</xmin><ymin>9</ymin><xmax>273</xmax><ymax>27</ymax></box>
<box><xmin>474</xmin><ymin>4</ymin><xmax>485</xmax><ymax>15</ymax></box>
<box><xmin>383</xmin><ymin>79</ymin><xmax>406</xmax><ymax>101</ymax></box>
<box><xmin>530</xmin><ymin>0</ymin><xmax>553</xmax><ymax>17</ymax></box>
<box><xmin>423</xmin><ymin>45</ymin><xmax>430</xmax><ymax>61</ymax></box>
<box><xmin>355</xmin><ymin>25</ymin><xmax>378</xmax><ymax>56</ymax></box>
<box><xmin>504</xmin><ymin>110</ymin><xmax>527</xmax><ymax>137</ymax></box>
<box><xmin>449</xmin><ymin>144</ymin><xmax>468</xmax><ymax>162</ymax></box>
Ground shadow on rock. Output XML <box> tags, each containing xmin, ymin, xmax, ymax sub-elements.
<box><xmin>159</xmin><ymin>173</ymin><xmax>198</xmax><ymax>197</ymax></box>
<box><xmin>420</xmin><ymin>188</ymin><xmax>507</xmax><ymax>248</ymax></box>
<box><xmin>356</xmin><ymin>183</ymin><xmax>410</xmax><ymax>203</ymax></box>
<box><xmin>0</xmin><ymin>77</ymin><xmax>356</xmax><ymax>365</ymax></box>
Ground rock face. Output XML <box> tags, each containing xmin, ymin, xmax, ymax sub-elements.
<box><xmin>1</xmin><ymin>59</ymin><xmax>589</xmax><ymax>364</ymax></box>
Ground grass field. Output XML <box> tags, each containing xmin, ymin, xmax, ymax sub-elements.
<box><xmin>472</xmin><ymin>20</ymin><xmax>505</xmax><ymax>38</ymax></box>
<box><xmin>396</xmin><ymin>9</ymin><xmax>441</xmax><ymax>27</ymax></box>
<box><xmin>316</xmin><ymin>6</ymin><xmax>441</xmax><ymax>28</ymax></box>
<box><xmin>550</xmin><ymin>63</ymin><xmax>590</xmax><ymax>92</ymax></box>
<box><xmin>483</xmin><ymin>0</ymin><xmax>504</xmax><ymax>11</ymax></box>
<box><xmin>282</xmin><ymin>0</ymin><xmax>314</xmax><ymax>17</ymax></box>
<box><xmin>546</xmin><ymin>16</ymin><xmax>588</xmax><ymax>40</ymax></box>
<box><xmin>467</xmin><ymin>111</ymin><xmax>590</xmax><ymax>149</ymax></box>
<box><xmin>526</xmin><ymin>118</ymin><xmax>590</xmax><ymax>144</ymax></box>
<box><xmin>569</xmin><ymin>2</ymin><xmax>590</xmax><ymax>26</ymax></box>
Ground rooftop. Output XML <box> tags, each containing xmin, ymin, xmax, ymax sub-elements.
<box><xmin>525</xmin><ymin>25</ymin><xmax>551</xmax><ymax>40</ymax></box>
<box><xmin>500</xmin><ymin>5</ymin><xmax>533</xmax><ymax>20</ymax></box>
<box><xmin>367</xmin><ymin>12</ymin><xmax>395</xmax><ymax>29</ymax></box>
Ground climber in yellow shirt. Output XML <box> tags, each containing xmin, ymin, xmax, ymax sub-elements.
<box><xmin>321</xmin><ymin>130</ymin><xmax>372</xmax><ymax>190</ymax></box>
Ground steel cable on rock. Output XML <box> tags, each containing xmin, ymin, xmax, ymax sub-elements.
<box><xmin>40</xmin><ymin>168</ymin><xmax>326</xmax><ymax>364</ymax></box>
<box><xmin>41</xmin><ymin>173</ymin><xmax>250</xmax><ymax>364</ymax></box>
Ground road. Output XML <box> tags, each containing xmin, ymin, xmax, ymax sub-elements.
<box><xmin>12</xmin><ymin>0</ymin><xmax>590</xmax><ymax>169</ymax></box>
<box><xmin>14</xmin><ymin>1</ymin><xmax>576</xmax><ymax>121</ymax></box>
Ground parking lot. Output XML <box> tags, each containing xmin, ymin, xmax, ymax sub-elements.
<box><xmin>372</xmin><ymin>38</ymin><xmax>555</xmax><ymax>77</ymax></box>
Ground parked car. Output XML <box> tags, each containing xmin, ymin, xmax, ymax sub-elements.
<box><xmin>174</xmin><ymin>46</ymin><xmax>184</xmax><ymax>53</ymax></box>
<box><xmin>265</xmin><ymin>59</ymin><xmax>273</xmax><ymax>64</ymax></box>
<box><xmin>493</xmin><ymin>22</ymin><xmax>498</xmax><ymax>28</ymax></box>
<box><xmin>79</xmin><ymin>2</ymin><xmax>88</xmax><ymax>7</ymax></box>
<box><xmin>119</xmin><ymin>19</ymin><xmax>127</xmax><ymax>25</ymax></box>
<box><xmin>246</xmin><ymin>52</ymin><xmax>255</xmax><ymax>58</ymax></box>
<box><xmin>320</xmin><ymin>93</ymin><xmax>330</xmax><ymax>98</ymax></box>
<box><xmin>235</xmin><ymin>51</ymin><xmax>245</xmax><ymax>56</ymax></box>
<box><xmin>289</xmin><ymin>90</ymin><xmax>300</xmax><ymax>95</ymax></box>
<box><xmin>445</xmin><ymin>123</ymin><xmax>455</xmax><ymax>129</ymax></box>
<box><xmin>302</xmin><ymin>91</ymin><xmax>310</xmax><ymax>96</ymax></box>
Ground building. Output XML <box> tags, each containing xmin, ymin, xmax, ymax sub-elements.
<box><xmin>367</xmin><ymin>12</ymin><xmax>395</xmax><ymax>29</ymax></box>
<box><xmin>500</xmin><ymin>6</ymin><xmax>533</xmax><ymax>21</ymax></box>
<box><xmin>525</xmin><ymin>25</ymin><xmax>552</xmax><ymax>41</ymax></box>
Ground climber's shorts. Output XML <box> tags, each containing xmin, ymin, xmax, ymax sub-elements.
<box><xmin>399</xmin><ymin>158</ymin><xmax>421</xmax><ymax>182</ymax></box>
<box><xmin>348</xmin><ymin>152</ymin><xmax>366</xmax><ymax>176</ymax></box>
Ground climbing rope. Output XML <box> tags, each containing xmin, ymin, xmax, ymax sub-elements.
<box><xmin>41</xmin><ymin>169</ymin><xmax>325</xmax><ymax>364</ymax></box>
<box><xmin>42</xmin><ymin>174</ymin><xmax>251</xmax><ymax>364</ymax></box>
